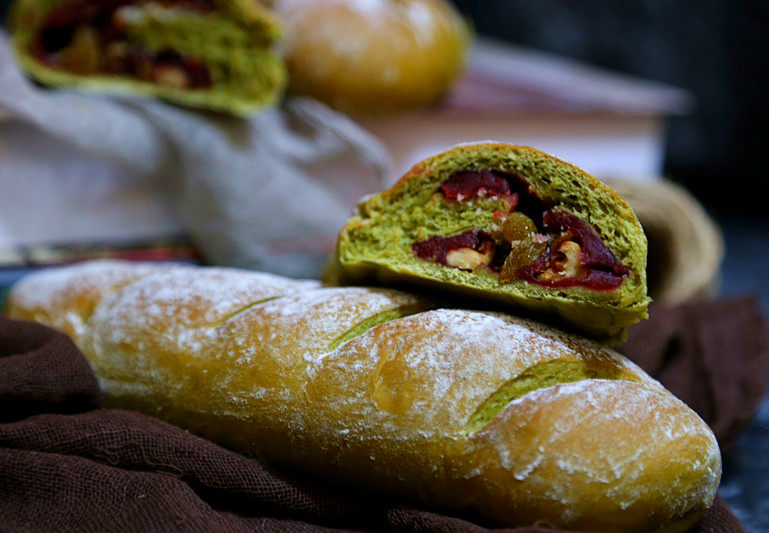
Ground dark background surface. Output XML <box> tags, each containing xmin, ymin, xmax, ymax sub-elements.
<box><xmin>450</xmin><ymin>0</ymin><xmax>769</xmax><ymax>214</ymax></box>
<box><xmin>1</xmin><ymin>0</ymin><xmax>768</xmax><ymax>530</ymax></box>
<box><xmin>716</xmin><ymin>216</ymin><xmax>769</xmax><ymax>532</ymax></box>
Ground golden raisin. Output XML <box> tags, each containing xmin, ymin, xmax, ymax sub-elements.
<box><xmin>61</xmin><ymin>25</ymin><xmax>101</xmax><ymax>74</ymax></box>
<box><xmin>499</xmin><ymin>239</ymin><xmax>547</xmax><ymax>283</ymax></box>
<box><xmin>501</xmin><ymin>212</ymin><xmax>537</xmax><ymax>243</ymax></box>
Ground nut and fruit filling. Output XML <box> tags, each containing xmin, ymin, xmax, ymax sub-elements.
<box><xmin>31</xmin><ymin>0</ymin><xmax>215</xmax><ymax>89</ymax></box>
<box><xmin>412</xmin><ymin>169</ymin><xmax>630</xmax><ymax>290</ymax></box>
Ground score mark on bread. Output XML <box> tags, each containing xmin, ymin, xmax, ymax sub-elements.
<box><xmin>464</xmin><ymin>357</ymin><xmax>640</xmax><ymax>434</ymax></box>
<box><xmin>326</xmin><ymin>302</ymin><xmax>435</xmax><ymax>352</ymax></box>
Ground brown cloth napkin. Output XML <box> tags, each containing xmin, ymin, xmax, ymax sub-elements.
<box><xmin>619</xmin><ymin>296</ymin><xmax>769</xmax><ymax>451</ymax></box>
<box><xmin>0</xmin><ymin>317</ymin><xmax>745</xmax><ymax>532</ymax></box>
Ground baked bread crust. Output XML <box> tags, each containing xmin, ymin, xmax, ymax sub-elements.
<box><xmin>7</xmin><ymin>261</ymin><xmax>719</xmax><ymax>531</ymax></box>
<box><xmin>10</xmin><ymin>0</ymin><xmax>286</xmax><ymax>115</ymax></box>
<box><xmin>330</xmin><ymin>142</ymin><xmax>651</xmax><ymax>344</ymax></box>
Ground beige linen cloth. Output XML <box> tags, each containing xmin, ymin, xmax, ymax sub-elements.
<box><xmin>0</xmin><ymin>31</ymin><xmax>390</xmax><ymax>277</ymax></box>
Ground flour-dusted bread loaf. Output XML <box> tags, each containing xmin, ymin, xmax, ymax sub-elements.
<box><xmin>7</xmin><ymin>261</ymin><xmax>720</xmax><ymax>532</ymax></box>
<box><xmin>10</xmin><ymin>0</ymin><xmax>285</xmax><ymax>115</ymax></box>
<box><xmin>330</xmin><ymin>143</ymin><xmax>651</xmax><ymax>344</ymax></box>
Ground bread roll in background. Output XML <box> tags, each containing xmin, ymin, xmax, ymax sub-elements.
<box><xmin>276</xmin><ymin>0</ymin><xmax>470</xmax><ymax>113</ymax></box>
<box><xmin>7</xmin><ymin>261</ymin><xmax>721</xmax><ymax>532</ymax></box>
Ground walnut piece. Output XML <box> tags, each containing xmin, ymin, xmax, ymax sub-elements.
<box><xmin>153</xmin><ymin>65</ymin><xmax>190</xmax><ymax>88</ymax></box>
<box><xmin>539</xmin><ymin>240</ymin><xmax>583</xmax><ymax>281</ymax></box>
<box><xmin>446</xmin><ymin>247</ymin><xmax>492</xmax><ymax>271</ymax></box>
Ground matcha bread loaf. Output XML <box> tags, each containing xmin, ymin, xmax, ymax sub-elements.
<box><xmin>7</xmin><ymin>261</ymin><xmax>719</xmax><ymax>532</ymax></box>
<box><xmin>330</xmin><ymin>143</ymin><xmax>651</xmax><ymax>343</ymax></box>
<box><xmin>10</xmin><ymin>0</ymin><xmax>286</xmax><ymax>115</ymax></box>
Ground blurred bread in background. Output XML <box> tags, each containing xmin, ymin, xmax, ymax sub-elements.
<box><xmin>9</xmin><ymin>0</ymin><xmax>286</xmax><ymax>115</ymax></box>
<box><xmin>276</xmin><ymin>0</ymin><xmax>470</xmax><ymax>114</ymax></box>
<box><xmin>604</xmin><ymin>179</ymin><xmax>724</xmax><ymax>305</ymax></box>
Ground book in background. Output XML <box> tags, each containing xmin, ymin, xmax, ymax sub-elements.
<box><xmin>356</xmin><ymin>38</ymin><xmax>693</xmax><ymax>183</ymax></box>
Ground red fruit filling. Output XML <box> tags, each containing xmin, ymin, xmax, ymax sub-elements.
<box><xmin>30</xmin><ymin>0</ymin><xmax>214</xmax><ymax>89</ymax></box>
<box><xmin>441</xmin><ymin>169</ymin><xmax>511</xmax><ymax>199</ymax></box>
<box><xmin>412</xmin><ymin>169</ymin><xmax>630</xmax><ymax>290</ymax></box>
<box><xmin>515</xmin><ymin>210</ymin><xmax>630</xmax><ymax>290</ymax></box>
<box><xmin>412</xmin><ymin>230</ymin><xmax>505</xmax><ymax>267</ymax></box>
<box><xmin>441</xmin><ymin>169</ymin><xmax>552</xmax><ymax>224</ymax></box>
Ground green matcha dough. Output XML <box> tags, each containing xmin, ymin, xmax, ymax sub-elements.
<box><xmin>328</xmin><ymin>143</ymin><xmax>651</xmax><ymax>344</ymax></box>
<box><xmin>10</xmin><ymin>0</ymin><xmax>285</xmax><ymax>115</ymax></box>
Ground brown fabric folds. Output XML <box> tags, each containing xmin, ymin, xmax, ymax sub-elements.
<box><xmin>619</xmin><ymin>296</ymin><xmax>769</xmax><ymax>450</ymax></box>
<box><xmin>0</xmin><ymin>316</ymin><xmax>746</xmax><ymax>532</ymax></box>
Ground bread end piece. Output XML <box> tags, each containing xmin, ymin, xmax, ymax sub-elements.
<box><xmin>463</xmin><ymin>379</ymin><xmax>720</xmax><ymax>532</ymax></box>
<box><xmin>332</xmin><ymin>143</ymin><xmax>651</xmax><ymax>344</ymax></box>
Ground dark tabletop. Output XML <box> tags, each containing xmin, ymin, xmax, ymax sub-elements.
<box><xmin>714</xmin><ymin>213</ymin><xmax>769</xmax><ymax>532</ymax></box>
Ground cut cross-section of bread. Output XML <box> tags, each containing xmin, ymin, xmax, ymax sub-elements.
<box><xmin>329</xmin><ymin>143</ymin><xmax>651</xmax><ymax>343</ymax></box>
<box><xmin>10</xmin><ymin>0</ymin><xmax>285</xmax><ymax>115</ymax></box>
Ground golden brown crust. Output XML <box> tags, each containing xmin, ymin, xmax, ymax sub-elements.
<box><xmin>7</xmin><ymin>261</ymin><xmax>720</xmax><ymax>531</ymax></box>
<box><xmin>277</xmin><ymin>0</ymin><xmax>470</xmax><ymax>113</ymax></box>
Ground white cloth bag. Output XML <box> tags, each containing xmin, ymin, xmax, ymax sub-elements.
<box><xmin>0</xmin><ymin>31</ymin><xmax>390</xmax><ymax>277</ymax></box>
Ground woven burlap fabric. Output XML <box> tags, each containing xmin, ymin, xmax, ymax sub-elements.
<box><xmin>603</xmin><ymin>179</ymin><xmax>724</xmax><ymax>306</ymax></box>
<box><xmin>0</xmin><ymin>316</ymin><xmax>747</xmax><ymax>532</ymax></box>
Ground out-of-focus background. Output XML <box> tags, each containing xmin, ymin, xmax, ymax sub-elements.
<box><xmin>8</xmin><ymin>0</ymin><xmax>768</xmax><ymax>206</ymax></box>
<box><xmin>452</xmin><ymin>1</ymin><xmax>769</xmax><ymax>210</ymax></box>
<box><xmin>0</xmin><ymin>0</ymin><xmax>767</xmax><ymax>530</ymax></box>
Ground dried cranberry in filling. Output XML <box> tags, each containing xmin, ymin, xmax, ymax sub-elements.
<box><xmin>412</xmin><ymin>230</ymin><xmax>489</xmax><ymax>265</ymax></box>
<box><xmin>441</xmin><ymin>169</ymin><xmax>511</xmax><ymax>200</ymax></box>
<box><xmin>580</xmin><ymin>270</ymin><xmax>628</xmax><ymax>290</ymax></box>
<box><xmin>515</xmin><ymin>209</ymin><xmax>629</xmax><ymax>290</ymax></box>
<box><xmin>439</xmin><ymin>168</ymin><xmax>552</xmax><ymax>228</ymax></box>
<box><xmin>542</xmin><ymin>210</ymin><xmax>629</xmax><ymax>275</ymax></box>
